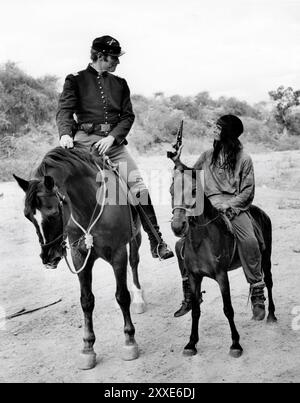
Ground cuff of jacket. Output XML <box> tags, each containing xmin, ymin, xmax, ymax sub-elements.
<box><xmin>109</xmin><ymin>130</ymin><xmax>128</xmax><ymax>146</ymax></box>
<box><xmin>59</xmin><ymin>131</ymin><xmax>75</xmax><ymax>139</ymax></box>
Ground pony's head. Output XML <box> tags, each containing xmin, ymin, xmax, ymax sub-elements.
<box><xmin>170</xmin><ymin>168</ymin><xmax>204</xmax><ymax>237</ymax></box>
<box><xmin>14</xmin><ymin>174</ymin><xmax>68</xmax><ymax>269</ymax></box>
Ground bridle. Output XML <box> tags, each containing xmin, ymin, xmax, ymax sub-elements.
<box><xmin>36</xmin><ymin>188</ymin><xmax>68</xmax><ymax>254</ymax></box>
<box><xmin>34</xmin><ymin>176</ymin><xmax>107</xmax><ymax>275</ymax></box>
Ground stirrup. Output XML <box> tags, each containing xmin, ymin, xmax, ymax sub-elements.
<box><xmin>152</xmin><ymin>242</ymin><xmax>174</xmax><ymax>260</ymax></box>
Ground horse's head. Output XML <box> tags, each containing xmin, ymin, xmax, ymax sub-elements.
<box><xmin>14</xmin><ymin>174</ymin><xmax>68</xmax><ymax>269</ymax></box>
<box><xmin>170</xmin><ymin>168</ymin><xmax>204</xmax><ymax>237</ymax></box>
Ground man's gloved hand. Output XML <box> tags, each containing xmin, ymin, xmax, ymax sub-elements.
<box><xmin>60</xmin><ymin>135</ymin><xmax>74</xmax><ymax>149</ymax></box>
<box><xmin>95</xmin><ymin>135</ymin><xmax>115</xmax><ymax>155</ymax></box>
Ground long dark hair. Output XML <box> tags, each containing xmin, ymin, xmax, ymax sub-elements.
<box><xmin>211</xmin><ymin>127</ymin><xmax>242</xmax><ymax>173</ymax></box>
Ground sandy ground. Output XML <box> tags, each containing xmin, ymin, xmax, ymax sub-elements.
<box><xmin>0</xmin><ymin>151</ymin><xmax>300</xmax><ymax>383</ymax></box>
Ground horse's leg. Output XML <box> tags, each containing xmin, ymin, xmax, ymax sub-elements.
<box><xmin>129</xmin><ymin>231</ymin><xmax>146</xmax><ymax>314</ymax></box>
<box><xmin>113</xmin><ymin>245</ymin><xmax>139</xmax><ymax>361</ymax></box>
<box><xmin>77</xmin><ymin>260</ymin><xmax>97</xmax><ymax>370</ymax></box>
<box><xmin>174</xmin><ymin>238</ymin><xmax>192</xmax><ymax>317</ymax></box>
<box><xmin>262</xmin><ymin>248</ymin><xmax>277</xmax><ymax>323</ymax></box>
<box><xmin>183</xmin><ymin>273</ymin><xmax>203</xmax><ymax>356</ymax></box>
<box><xmin>216</xmin><ymin>272</ymin><xmax>243</xmax><ymax>358</ymax></box>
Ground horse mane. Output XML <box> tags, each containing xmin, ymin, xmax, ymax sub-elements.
<box><xmin>35</xmin><ymin>146</ymin><xmax>99</xmax><ymax>178</ymax></box>
<box><xmin>24</xmin><ymin>147</ymin><xmax>101</xmax><ymax>217</ymax></box>
<box><xmin>24</xmin><ymin>179</ymin><xmax>40</xmax><ymax>217</ymax></box>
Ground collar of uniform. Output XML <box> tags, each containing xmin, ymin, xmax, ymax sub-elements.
<box><xmin>87</xmin><ymin>64</ymin><xmax>108</xmax><ymax>78</ymax></box>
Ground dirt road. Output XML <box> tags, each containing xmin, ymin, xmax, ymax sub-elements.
<box><xmin>0</xmin><ymin>152</ymin><xmax>299</xmax><ymax>383</ymax></box>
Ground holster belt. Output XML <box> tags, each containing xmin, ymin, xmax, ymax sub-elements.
<box><xmin>79</xmin><ymin>123</ymin><xmax>113</xmax><ymax>135</ymax></box>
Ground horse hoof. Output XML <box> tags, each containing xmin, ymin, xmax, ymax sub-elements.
<box><xmin>252</xmin><ymin>306</ymin><xmax>266</xmax><ymax>321</ymax></box>
<box><xmin>131</xmin><ymin>302</ymin><xmax>146</xmax><ymax>314</ymax></box>
<box><xmin>252</xmin><ymin>314</ymin><xmax>265</xmax><ymax>321</ymax></box>
<box><xmin>229</xmin><ymin>348</ymin><xmax>243</xmax><ymax>358</ymax></box>
<box><xmin>183</xmin><ymin>348</ymin><xmax>197</xmax><ymax>357</ymax></box>
<box><xmin>78</xmin><ymin>352</ymin><xmax>97</xmax><ymax>370</ymax></box>
<box><xmin>122</xmin><ymin>344</ymin><xmax>139</xmax><ymax>361</ymax></box>
<box><xmin>267</xmin><ymin>314</ymin><xmax>278</xmax><ymax>323</ymax></box>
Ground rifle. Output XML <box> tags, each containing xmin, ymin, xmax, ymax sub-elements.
<box><xmin>167</xmin><ymin>120</ymin><xmax>183</xmax><ymax>159</ymax></box>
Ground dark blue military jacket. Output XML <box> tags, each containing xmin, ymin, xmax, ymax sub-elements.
<box><xmin>56</xmin><ymin>64</ymin><xmax>135</xmax><ymax>145</ymax></box>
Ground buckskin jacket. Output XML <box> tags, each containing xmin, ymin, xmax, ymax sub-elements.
<box><xmin>193</xmin><ymin>148</ymin><xmax>255</xmax><ymax>214</ymax></box>
<box><xmin>56</xmin><ymin>64</ymin><xmax>135</xmax><ymax>145</ymax></box>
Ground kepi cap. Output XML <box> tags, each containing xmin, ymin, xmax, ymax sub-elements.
<box><xmin>92</xmin><ymin>35</ymin><xmax>125</xmax><ymax>57</ymax></box>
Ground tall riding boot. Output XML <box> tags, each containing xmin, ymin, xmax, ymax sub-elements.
<box><xmin>250</xmin><ymin>281</ymin><xmax>266</xmax><ymax>321</ymax></box>
<box><xmin>137</xmin><ymin>195</ymin><xmax>174</xmax><ymax>260</ymax></box>
<box><xmin>174</xmin><ymin>279</ymin><xmax>192</xmax><ymax>317</ymax></box>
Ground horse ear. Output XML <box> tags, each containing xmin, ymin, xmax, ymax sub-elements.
<box><xmin>13</xmin><ymin>174</ymin><xmax>29</xmax><ymax>192</ymax></box>
<box><xmin>44</xmin><ymin>176</ymin><xmax>55</xmax><ymax>191</ymax></box>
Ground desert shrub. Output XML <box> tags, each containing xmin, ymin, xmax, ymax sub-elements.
<box><xmin>1</xmin><ymin>60</ymin><xmax>300</xmax><ymax>180</ymax></box>
<box><xmin>0</xmin><ymin>62</ymin><xmax>59</xmax><ymax>136</ymax></box>
<box><xmin>286</xmin><ymin>111</ymin><xmax>300</xmax><ymax>136</ymax></box>
<box><xmin>0</xmin><ymin>126</ymin><xmax>57</xmax><ymax>181</ymax></box>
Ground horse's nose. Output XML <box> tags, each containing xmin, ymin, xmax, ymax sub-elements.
<box><xmin>43</xmin><ymin>256</ymin><xmax>61</xmax><ymax>270</ymax></box>
<box><xmin>41</xmin><ymin>254</ymin><xmax>48</xmax><ymax>265</ymax></box>
<box><xmin>53</xmin><ymin>256</ymin><xmax>62</xmax><ymax>265</ymax></box>
<box><xmin>41</xmin><ymin>249</ymin><xmax>62</xmax><ymax>267</ymax></box>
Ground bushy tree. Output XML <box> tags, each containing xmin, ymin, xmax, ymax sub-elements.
<box><xmin>215</xmin><ymin>96</ymin><xmax>263</xmax><ymax>119</ymax></box>
<box><xmin>269</xmin><ymin>86</ymin><xmax>300</xmax><ymax>135</ymax></box>
<box><xmin>168</xmin><ymin>95</ymin><xmax>199</xmax><ymax>120</ymax></box>
<box><xmin>194</xmin><ymin>91</ymin><xmax>216</xmax><ymax>108</ymax></box>
<box><xmin>0</xmin><ymin>62</ymin><xmax>59</xmax><ymax>136</ymax></box>
<box><xmin>129</xmin><ymin>91</ymin><xmax>273</xmax><ymax>152</ymax></box>
<box><xmin>286</xmin><ymin>111</ymin><xmax>300</xmax><ymax>136</ymax></box>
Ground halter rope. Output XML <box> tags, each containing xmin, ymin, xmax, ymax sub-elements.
<box><xmin>64</xmin><ymin>162</ymin><xmax>106</xmax><ymax>275</ymax></box>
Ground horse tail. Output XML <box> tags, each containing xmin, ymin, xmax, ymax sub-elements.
<box><xmin>263</xmin><ymin>213</ymin><xmax>278</xmax><ymax>321</ymax></box>
<box><xmin>261</xmin><ymin>211</ymin><xmax>272</xmax><ymax>282</ymax></box>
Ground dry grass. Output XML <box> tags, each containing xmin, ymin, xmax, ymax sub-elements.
<box><xmin>252</xmin><ymin>150</ymin><xmax>300</xmax><ymax>192</ymax></box>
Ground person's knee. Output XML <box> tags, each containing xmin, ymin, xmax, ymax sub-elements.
<box><xmin>246</xmin><ymin>236</ymin><xmax>259</xmax><ymax>247</ymax></box>
<box><xmin>239</xmin><ymin>237</ymin><xmax>261</xmax><ymax>262</ymax></box>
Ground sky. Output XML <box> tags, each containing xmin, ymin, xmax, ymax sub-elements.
<box><xmin>0</xmin><ymin>0</ymin><xmax>299</xmax><ymax>103</ymax></box>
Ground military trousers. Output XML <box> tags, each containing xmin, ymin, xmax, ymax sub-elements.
<box><xmin>74</xmin><ymin>130</ymin><xmax>148</xmax><ymax>200</ymax></box>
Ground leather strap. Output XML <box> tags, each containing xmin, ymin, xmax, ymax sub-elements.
<box><xmin>79</xmin><ymin>122</ymin><xmax>114</xmax><ymax>134</ymax></box>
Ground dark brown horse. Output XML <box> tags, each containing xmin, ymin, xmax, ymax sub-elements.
<box><xmin>170</xmin><ymin>167</ymin><xmax>277</xmax><ymax>358</ymax></box>
<box><xmin>14</xmin><ymin>146</ymin><xmax>146</xmax><ymax>369</ymax></box>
